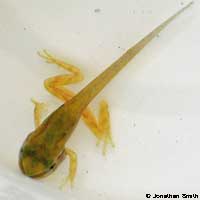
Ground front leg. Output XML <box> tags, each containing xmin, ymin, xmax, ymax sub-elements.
<box><xmin>60</xmin><ymin>147</ymin><xmax>77</xmax><ymax>188</ymax></box>
<box><xmin>31</xmin><ymin>98</ymin><xmax>46</xmax><ymax>127</ymax></box>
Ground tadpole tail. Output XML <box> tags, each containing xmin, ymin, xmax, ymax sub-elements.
<box><xmin>68</xmin><ymin>2</ymin><xmax>193</xmax><ymax>113</ymax></box>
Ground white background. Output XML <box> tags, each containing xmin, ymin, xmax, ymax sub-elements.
<box><xmin>0</xmin><ymin>0</ymin><xmax>199</xmax><ymax>199</ymax></box>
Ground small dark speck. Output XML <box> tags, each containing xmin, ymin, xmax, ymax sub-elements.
<box><xmin>156</xmin><ymin>34</ymin><xmax>160</xmax><ymax>38</ymax></box>
<box><xmin>132</xmin><ymin>10</ymin><xmax>136</xmax><ymax>14</ymax></box>
<box><xmin>179</xmin><ymin>117</ymin><xmax>183</xmax><ymax>121</ymax></box>
<box><xmin>86</xmin><ymin>170</ymin><xmax>88</xmax><ymax>174</ymax></box>
<box><xmin>94</xmin><ymin>8</ymin><xmax>101</xmax><ymax>13</ymax></box>
<box><xmin>175</xmin><ymin>139</ymin><xmax>179</xmax><ymax>143</ymax></box>
<box><xmin>24</xmin><ymin>27</ymin><xmax>26</xmax><ymax>31</ymax></box>
<box><xmin>181</xmin><ymin>2</ymin><xmax>184</xmax><ymax>6</ymax></box>
<box><xmin>118</xmin><ymin>46</ymin><xmax>125</xmax><ymax>51</ymax></box>
<box><xmin>157</xmin><ymin>130</ymin><xmax>161</xmax><ymax>134</ymax></box>
<box><xmin>133</xmin><ymin>123</ymin><xmax>136</xmax><ymax>127</ymax></box>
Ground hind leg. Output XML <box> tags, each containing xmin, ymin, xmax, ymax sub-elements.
<box><xmin>38</xmin><ymin>50</ymin><xmax>83</xmax><ymax>102</ymax></box>
<box><xmin>38</xmin><ymin>50</ymin><xmax>114</xmax><ymax>154</ymax></box>
<box><xmin>82</xmin><ymin>100</ymin><xmax>115</xmax><ymax>155</ymax></box>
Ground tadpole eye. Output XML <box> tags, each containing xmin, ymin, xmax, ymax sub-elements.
<box><xmin>49</xmin><ymin>163</ymin><xmax>56</xmax><ymax>170</ymax></box>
